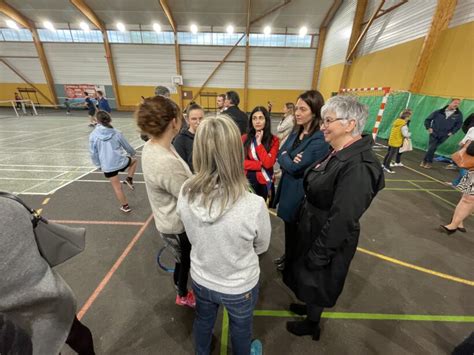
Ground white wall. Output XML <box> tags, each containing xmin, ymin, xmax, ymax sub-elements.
<box><xmin>320</xmin><ymin>0</ymin><xmax>357</xmax><ymax>68</ymax></box>
<box><xmin>248</xmin><ymin>47</ymin><xmax>316</xmax><ymax>89</ymax></box>
<box><xmin>112</xmin><ymin>44</ymin><xmax>177</xmax><ymax>86</ymax></box>
<box><xmin>450</xmin><ymin>0</ymin><xmax>474</xmax><ymax>28</ymax></box>
<box><xmin>358</xmin><ymin>0</ymin><xmax>437</xmax><ymax>56</ymax></box>
<box><xmin>180</xmin><ymin>45</ymin><xmax>245</xmax><ymax>88</ymax></box>
<box><xmin>0</xmin><ymin>42</ymin><xmax>45</xmax><ymax>83</ymax></box>
<box><xmin>44</xmin><ymin>43</ymin><xmax>111</xmax><ymax>84</ymax></box>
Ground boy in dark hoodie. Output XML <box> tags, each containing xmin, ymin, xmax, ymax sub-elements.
<box><xmin>173</xmin><ymin>103</ymin><xmax>204</xmax><ymax>172</ymax></box>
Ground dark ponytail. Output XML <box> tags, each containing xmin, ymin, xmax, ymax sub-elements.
<box><xmin>96</xmin><ymin>110</ymin><xmax>113</xmax><ymax>128</ymax></box>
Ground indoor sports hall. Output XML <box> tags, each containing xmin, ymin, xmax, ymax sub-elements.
<box><xmin>0</xmin><ymin>1</ymin><xmax>473</xmax><ymax>354</ymax></box>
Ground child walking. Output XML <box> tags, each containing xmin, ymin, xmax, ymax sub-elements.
<box><xmin>382</xmin><ymin>109</ymin><xmax>412</xmax><ymax>174</ymax></box>
<box><xmin>89</xmin><ymin>111</ymin><xmax>137</xmax><ymax>212</ymax></box>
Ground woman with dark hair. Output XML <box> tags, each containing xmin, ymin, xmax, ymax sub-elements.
<box><xmin>273</xmin><ymin>90</ymin><xmax>330</xmax><ymax>271</ymax></box>
<box><xmin>89</xmin><ymin>111</ymin><xmax>137</xmax><ymax>212</ymax></box>
<box><xmin>242</xmin><ymin>106</ymin><xmax>279</xmax><ymax>201</ymax></box>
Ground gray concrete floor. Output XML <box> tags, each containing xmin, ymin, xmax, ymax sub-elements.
<box><xmin>1</xmin><ymin>110</ymin><xmax>473</xmax><ymax>354</ymax></box>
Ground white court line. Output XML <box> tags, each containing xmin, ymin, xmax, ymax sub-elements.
<box><xmin>20</xmin><ymin>171</ymin><xmax>72</xmax><ymax>194</ymax></box>
<box><xmin>0</xmin><ymin>168</ymin><xmax>92</xmax><ymax>173</ymax></box>
<box><xmin>77</xmin><ymin>179</ymin><xmax>146</xmax><ymax>184</ymax></box>
<box><xmin>0</xmin><ymin>163</ymin><xmax>94</xmax><ymax>168</ymax></box>
<box><xmin>0</xmin><ymin>122</ymin><xmax>87</xmax><ymax>144</ymax></box>
<box><xmin>0</xmin><ymin>177</ymin><xmax>72</xmax><ymax>181</ymax></box>
<box><xmin>48</xmin><ymin>168</ymin><xmax>98</xmax><ymax>194</ymax></box>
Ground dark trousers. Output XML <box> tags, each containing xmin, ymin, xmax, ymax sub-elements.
<box><xmin>423</xmin><ymin>134</ymin><xmax>448</xmax><ymax>163</ymax></box>
<box><xmin>65</xmin><ymin>316</ymin><xmax>95</xmax><ymax>355</ymax></box>
<box><xmin>395</xmin><ymin>151</ymin><xmax>403</xmax><ymax>164</ymax></box>
<box><xmin>284</xmin><ymin>221</ymin><xmax>298</xmax><ymax>260</ymax></box>
<box><xmin>382</xmin><ymin>146</ymin><xmax>400</xmax><ymax>168</ymax></box>
<box><xmin>173</xmin><ymin>233</ymin><xmax>191</xmax><ymax>297</ymax></box>
<box><xmin>306</xmin><ymin>304</ymin><xmax>324</xmax><ymax>323</ymax></box>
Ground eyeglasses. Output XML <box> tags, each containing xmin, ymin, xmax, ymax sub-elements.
<box><xmin>321</xmin><ymin>117</ymin><xmax>345</xmax><ymax>126</ymax></box>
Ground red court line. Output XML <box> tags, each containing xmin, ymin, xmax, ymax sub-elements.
<box><xmin>77</xmin><ymin>214</ymin><xmax>154</xmax><ymax>320</ymax></box>
<box><xmin>50</xmin><ymin>219</ymin><xmax>145</xmax><ymax>226</ymax></box>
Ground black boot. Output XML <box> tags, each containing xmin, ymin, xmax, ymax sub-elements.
<box><xmin>273</xmin><ymin>254</ymin><xmax>285</xmax><ymax>265</ymax></box>
<box><xmin>289</xmin><ymin>303</ymin><xmax>307</xmax><ymax>316</ymax></box>
<box><xmin>286</xmin><ymin>317</ymin><xmax>321</xmax><ymax>341</ymax></box>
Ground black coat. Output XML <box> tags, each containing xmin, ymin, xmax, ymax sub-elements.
<box><xmin>283</xmin><ymin>135</ymin><xmax>385</xmax><ymax>307</ymax></box>
<box><xmin>172</xmin><ymin>130</ymin><xmax>195</xmax><ymax>172</ymax></box>
<box><xmin>225</xmin><ymin>106</ymin><xmax>248</xmax><ymax>135</ymax></box>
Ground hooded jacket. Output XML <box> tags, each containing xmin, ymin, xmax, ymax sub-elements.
<box><xmin>89</xmin><ymin>124</ymin><xmax>136</xmax><ymax>173</ymax></box>
<box><xmin>177</xmin><ymin>188</ymin><xmax>271</xmax><ymax>294</ymax></box>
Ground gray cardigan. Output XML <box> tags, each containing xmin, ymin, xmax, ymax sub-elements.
<box><xmin>0</xmin><ymin>198</ymin><xmax>76</xmax><ymax>355</ymax></box>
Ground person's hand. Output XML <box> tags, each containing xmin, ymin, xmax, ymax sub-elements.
<box><xmin>293</xmin><ymin>152</ymin><xmax>303</xmax><ymax>164</ymax></box>
<box><xmin>255</xmin><ymin>130</ymin><xmax>263</xmax><ymax>145</ymax></box>
<box><xmin>428</xmin><ymin>128</ymin><xmax>433</xmax><ymax>134</ymax></box>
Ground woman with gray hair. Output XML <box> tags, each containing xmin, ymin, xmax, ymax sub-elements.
<box><xmin>283</xmin><ymin>95</ymin><xmax>385</xmax><ymax>340</ymax></box>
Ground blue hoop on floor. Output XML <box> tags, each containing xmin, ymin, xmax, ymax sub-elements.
<box><xmin>156</xmin><ymin>246</ymin><xmax>175</xmax><ymax>273</ymax></box>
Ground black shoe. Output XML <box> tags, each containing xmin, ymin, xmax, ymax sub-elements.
<box><xmin>286</xmin><ymin>318</ymin><xmax>321</xmax><ymax>341</ymax></box>
<box><xmin>273</xmin><ymin>254</ymin><xmax>285</xmax><ymax>265</ymax></box>
<box><xmin>440</xmin><ymin>225</ymin><xmax>456</xmax><ymax>235</ymax></box>
<box><xmin>457</xmin><ymin>227</ymin><xmax>467</xmax><ymax>233</ymax></box>
<box><xmin>289</xmin><ymin>303</ymin><xmax>307</xmax><ymax>316</ymax></box>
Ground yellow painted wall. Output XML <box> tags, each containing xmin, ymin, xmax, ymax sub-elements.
<box><xmin>318</xmin><ymin>63</ymin><xmax>345</xmax><ymax>101</ymax></box>
<box><xmin>421</xmin><ymin>21</ymin><xmax>474</xmax><ymax>98</ymax></box>
<box><xmin>347</xmin><ymin>38</ymin><xmax>424</xmax><ymax>90</ymax></box>
<box><xmin>0</xmin><ymin>83</ymin><xmax>54</xmax><ymax>106</ymax></box>
<box><xmin>118</xmin><ymin>85</ymin><xmax>305</xmax><ymax>113</ymax></box>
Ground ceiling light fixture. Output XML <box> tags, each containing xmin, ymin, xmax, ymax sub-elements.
<box><xmin>153</xmin><ymin>23</ymin><xmax>162</xmax><ymax>33</ymax></box>
<box><xmin>43</xmin><ymin>21</ymin><xmax>55</xmax><ymax>31</ymax></box>
<box><xmin>226</xmin><ymin>25</ymin><xmax>234</xmax><ymax>34</ymax></box>
<box><xmin>116</xmin><ymin>22</ymin><xmax>126</xmax><ymax>32</ymax></box>
<box><xmin>299</xmin><ymin>26</ymin><xmax>308</xmax><ymax>37</ymax></box>
<box><xmin>80</xmin><ymin>21</ymin><xmax>90</xmax><ymax>32</ymax></box>
<box><xmin>263</xmin><ymin>26</ymin><xmax>271</xmax><ymax>35</ymax></box>
<box><xmin>6</xmin><ymin>20</ymin><xmax>19</xmax><ymax>30</ymax></box>
<box><xmin>190</xmin><ymin>24</ymin><xmax>198</xmax><ymax>34</ymax></box>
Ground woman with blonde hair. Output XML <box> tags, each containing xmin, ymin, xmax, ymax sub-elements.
<box><xmin>177</xmin><ymin>115</ymin><xmax>271</xmax><ymax>355</ymax></box>
<box><xmin>136</xmin><ymin>96</ymin><xmax>195</xmax><ymax>308</ymax></box>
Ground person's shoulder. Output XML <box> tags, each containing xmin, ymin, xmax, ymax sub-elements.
<box><xmin>240</xmin><ymin>191</ymin><xmax>267</xmax><ymax>210</ymax></box>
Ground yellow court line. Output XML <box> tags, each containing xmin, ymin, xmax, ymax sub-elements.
<box><xmin>357</xmin><ymin>247</ymin><xmax>474</xmax><ymax>287</ymax></box>
<box><xmin>407</xmin><ymin>181</ymin><xmax>457</xmax><ymax>208</ymax></box>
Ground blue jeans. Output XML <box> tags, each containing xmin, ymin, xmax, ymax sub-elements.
<box><xmin>192</xmin><ymin>281</ymin><xmax>259</xmax><ymax>355</ymax></box>
<box><xmin>452</xmin><ymin>168</ymin><xmax>468</xmax><ymax>186</ymax></box>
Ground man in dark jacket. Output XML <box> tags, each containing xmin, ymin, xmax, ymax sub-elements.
<box><xmin>462</xmin><ymin>113</ymin><xmax>474</xmax><ymax>134</ymax></box>
<box><xmin>224</xmin><ymin>91</ymin><xmax>248</xmax><ymax>134</ymax></box>
<box><xmin>421</xmin><ymin>99</ymin><xmax>463</xmax><ymax>168</ymax></box>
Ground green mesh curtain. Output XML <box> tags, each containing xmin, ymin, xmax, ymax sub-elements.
<box><xmin>352</xmin><ymin>92</ymin><xmax>474</xmax><ymax>157</ymax></box>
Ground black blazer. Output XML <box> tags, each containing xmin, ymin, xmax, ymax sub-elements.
<box><xmin>225</xmin><ymin>106</ymin><xmax>248</xmax><ymax>135</ymax></box>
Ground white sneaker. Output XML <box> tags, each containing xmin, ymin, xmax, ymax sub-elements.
<box><xmin>383</xmin><ymin>166</ymin><xmax>395</xmax><ymax>174</ymax></box>
<box><xmin>391</xmin><ymin>162</ymin><xmax>404</xmax><ymax>167</ymax></box>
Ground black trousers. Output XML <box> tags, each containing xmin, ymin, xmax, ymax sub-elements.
<box><xmin>172</xmin><ymin>232</ymin><xmax>191</xmax><ymax>297</ymax></box>
<box><xmin>284</xmin><ymin>221</ymin><xmax>298</xmax><ymax>260</ymax></box>
<box><xmin>306</xmin><ymin>304</ymin><xmax>324</xmax><ymax>323</ymax></box>
<box><xmin>65</xmin><ymin>316</ymin><xmax>95</xmax><ymax>355</ymax></box>
<box><xmin>382</xmin><ymin>146</ymin><xmax>400</xmax><ymax>168</ymax></box>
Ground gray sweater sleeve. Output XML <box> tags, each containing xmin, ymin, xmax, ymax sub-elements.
<box><xmin>253</xmin><ymin>199</ymin><xmax>271</xmax><ymax>255</ymax></box>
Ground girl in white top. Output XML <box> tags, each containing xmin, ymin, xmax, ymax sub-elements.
<box><xmin>136</xmin><ymin>95</ymin><xmax>195</xmax><ymax>308</ymax></box>
<box><xmin>177</xmin><ymin>115</ymin><xmax>271</xmax><ymax>355</ymax></box>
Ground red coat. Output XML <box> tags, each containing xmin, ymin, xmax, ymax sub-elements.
<box><xmin>242</xmin><ymin>134</ymin><xmax>279</xmax><ymax>185</ymax></box>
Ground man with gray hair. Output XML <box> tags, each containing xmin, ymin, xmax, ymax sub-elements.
<box><xmin>155</xmin><ymin>86</ymin><xmax>171</xmax><ymax>98</ymax></box>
